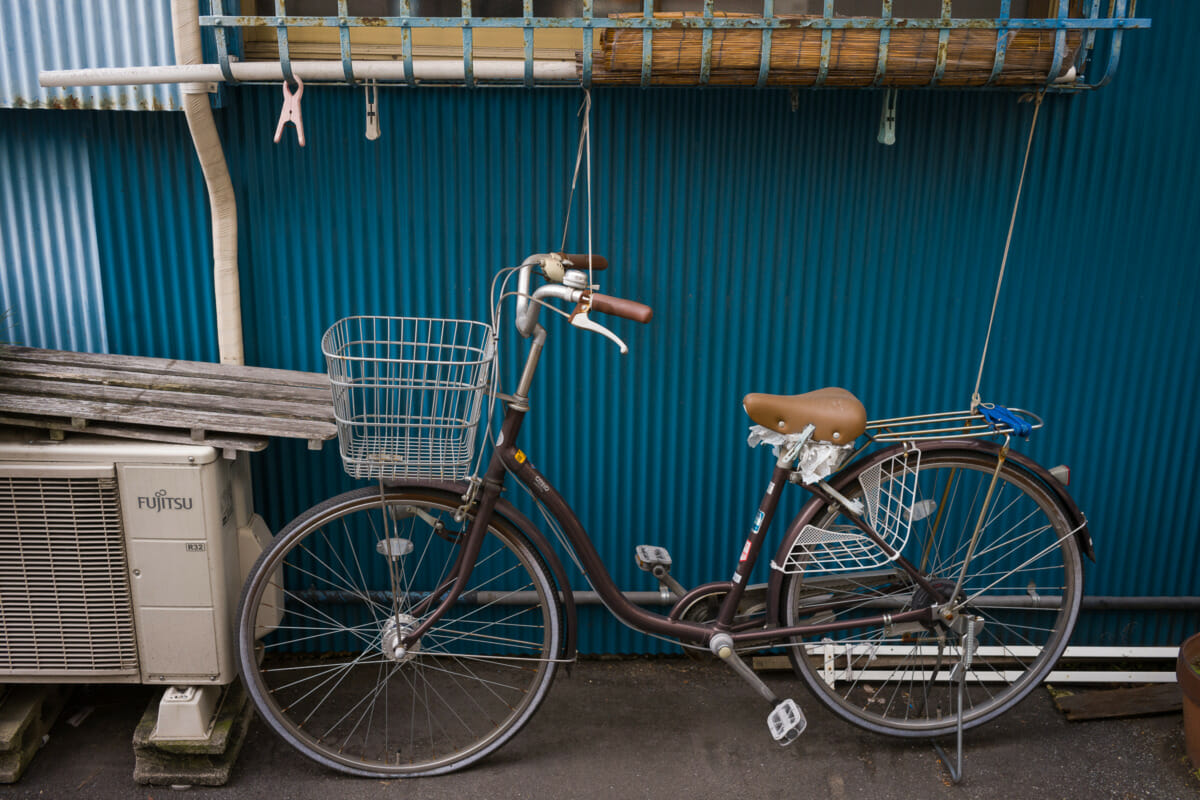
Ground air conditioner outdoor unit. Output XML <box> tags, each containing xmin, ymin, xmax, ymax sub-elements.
<box><xmin>0</xmin><ymin>433</ymin><xmax>271</xmax><ymax>687</ymax></box>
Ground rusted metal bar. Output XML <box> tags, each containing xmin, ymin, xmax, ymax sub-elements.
<box><xmin>755</xmin><ymin>0</ymin><xmax>773</xmax><ymax>89</ymax></box>
<box><xmin>1095</xmin><ymin>0</ymin><xmax>1128</xmax><ymax>87</ymax></box>
<box><xmin>399</xmin><ymin>0</ymin><xmax>414</xmax><ymax>87</ymax></box>
<box><xmin>523</xmin><ymin>0</ymin><xmax>534</xmax><ymax>88</ymax></box>
<box><xmin>1078</xmin><ymin>0</ymin><xmax>1102</xmax><ymax>74</ymax></box>
<box><xmin>211</xmin><ymin>0</ymin><xmax>238</xmax><ymax>85</ymax></box>
<box><xmin>871</xmin><ymin>0</ymin><xmax>892</xmax><ymax>88</ymax></box>
<box><xmin>986</xmin><ymin>0</ymin><xmax>1012</xmax><ymax>86</ymax></box>
<box><xmin>930</xmin><ymin>0</ymin><xmax>951</xmax><ymax>87</ymax></box>
<box><xmin>581</xmin><ymin>0</ymin><xmax>593</xmax><ymax>87</ymax></box>
<box><xmin>462</xmin><ymin>0</ymin><xmax>474</xmax><ymax>87</ymax></box>
<box><xmin>640</xmin><ymin>0</ymin><xmax>653</xmax><ymax>88</ymax></box>
<box><xmin>337</xmin><ymin>0</ymin><xmax>355</xmax><ymax>84</ymax></box>
<box><xmin>1045</xmin><ymin>0</ymin><xmax>1069</xmax><ymax>87</ymax></box>
<box><xmin>699</xmin><ymin>0</ymin><xmax>714</xmax><ymax>86</ymax></box>
<box><xmin>273</xmin><ymin>0</ymin><xmax>296</xmax><ymax>87</ymax></box>
<box><xmin>816</xmin><ymin>0</ymin><xmax>833</xmax><ymax>87</ymax></box>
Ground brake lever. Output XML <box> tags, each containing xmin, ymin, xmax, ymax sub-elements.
<box><xmin>570</xmin><ymin>294</ymin><xmax>628</xmax><ymax>354</ymax></box>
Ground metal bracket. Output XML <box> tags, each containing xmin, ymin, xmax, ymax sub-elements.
<box><xmin>815</xmin><ymin>479</ymin><xmax>864</xmax><ymax>518</ymax></box>
<box><xmin>455</xmin><ymin>476</ymin><xmax>484</xmax><ymax>522</ymax></box>
<box><xmin>485</xmin><ymin>387</ymin><xmax>519</xmax><ymax>404</ymax></box>
<box><xmin>776</xmin><ymin>424</ymin><xmax>815</xmax><ymax>468</ymax></box>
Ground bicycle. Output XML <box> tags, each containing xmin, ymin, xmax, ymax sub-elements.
<box><xmin>236</xmin><ymin>251</ymin><xmax>1091</xmax><ymax>777</ymax></box>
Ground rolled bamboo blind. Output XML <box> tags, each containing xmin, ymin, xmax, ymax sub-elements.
<box><xmin>586</xmin><ymin>12</ymin><xmax>1082</xmax><ymax>86</ymax></box>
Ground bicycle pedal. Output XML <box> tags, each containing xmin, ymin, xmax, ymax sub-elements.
<box><xmin>635</xmin><ymin>545</ymin><xmax>672</xmax><ymax>572</ymax></box>
<box><xmin>767</xmin><ymin>699</ymin><xmax>806</xmax><ymax>745</ymax></box>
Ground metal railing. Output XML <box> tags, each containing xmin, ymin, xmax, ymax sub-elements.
<box><xmin>199</xmin><ymin>0</ymin><xmax>1149</xmax><ymax>89</ymax></box>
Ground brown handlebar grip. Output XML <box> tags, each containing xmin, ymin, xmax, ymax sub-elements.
<box><xmin>589</xmin><ymin>293</ymin><xmax>653</xmax><ymax>324</ymax></box>
<box><xmin>555</xmin><ymin>253</ymin><xmax>609</xmax><ymax>271</ymax></box>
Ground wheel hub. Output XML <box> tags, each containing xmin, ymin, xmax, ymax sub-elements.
<box><xmin>911</xmin><ymin>577</ymin><xmax>962</xmax><ymax>630</ymax></box>
<box><xmin>381</xmin><ymin>613</ymin><xmax>422</xmax><ymax>664</ymax></box>
<box><xmin>912</xmin><ymin>577</ymin><xmax>959</xmax><ymax>606</ymax></box>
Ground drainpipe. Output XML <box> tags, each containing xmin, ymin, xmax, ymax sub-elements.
<box><xmin>171</xmin><ymin>0</ymin><xmax>243</xmax><ymax>366</ymax></box>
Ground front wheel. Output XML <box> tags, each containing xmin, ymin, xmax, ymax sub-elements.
<box><xmin>781</xmin><ymin>447</ymin><xmax>1083</xmax><ymax>737</ymax></box>
<box><xmin>237</xmin><ymin>485</ymin><xmax>562</xmax><ymax>776</ymax></box>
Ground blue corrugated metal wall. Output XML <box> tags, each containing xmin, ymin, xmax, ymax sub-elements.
<box><xmin>2</xmin><ymin>5</ymin><xmax>1196</xmax><ymax>652</ymax></box>
<box><xmin>0</xmin><ymin>113</ymin><xmax>108</xmax><ymax>352</ymax></box>
<box><xmin>89</xmin><ymin>111</ymin><xmax>220</xmax><ymax>361</ymax></box>
<box><xmin>0</xmin><ymin>0</ymin><xmax>184</xmax><ymax>111</ymax></box>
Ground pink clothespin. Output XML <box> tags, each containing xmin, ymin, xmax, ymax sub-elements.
<box><xmin>273</xmin><ymin>76</ymin><xmax>305</xmax><ymax>147</ymax></box>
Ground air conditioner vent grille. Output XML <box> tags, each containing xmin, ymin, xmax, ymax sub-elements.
<box><xmin>0</xmin><ymin>475</ymin><xmax>139</xmax><ymax>675</ymax></box>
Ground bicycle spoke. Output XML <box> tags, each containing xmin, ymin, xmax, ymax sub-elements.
<box><xmin>239</xmin><ymin>488</ymin><xmax>561</xmax><ymax>776</ymax></box>
<box><xmin>784</xmin><ymin>449</ymin><xmax>1082</xmax><ymax>737</ymax></box>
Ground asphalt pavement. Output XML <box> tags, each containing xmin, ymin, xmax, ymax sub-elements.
<box><xmin>6</xmin><ymin>657</ymin><xmax>1197</xmax><ymax>800</ymax></box>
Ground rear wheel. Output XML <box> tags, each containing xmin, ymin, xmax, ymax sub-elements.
<box><xmin>781</xmin><ymin>448</ymin><xmax>1083</xmax><ymax>737</ymax></box>
<box><xmin>237</xmin><ymin>486</ymin><xmax>562</xmax><ymax>776</ymax></box>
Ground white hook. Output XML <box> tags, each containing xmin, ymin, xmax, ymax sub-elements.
<box><xmin>365</xmin><ymin>80</ymin><xmax>380</xmax><ymax>141</ymax></box>
<box><xmin>877</xmin><ymin>89</ymin><xmax>897</xmax><ymax>146</ymax></box>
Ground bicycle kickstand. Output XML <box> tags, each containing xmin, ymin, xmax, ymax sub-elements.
<box><xmin>932</xmin><ymin>615</ymin><xmax>984</xmax><ymax>784</ymax></box>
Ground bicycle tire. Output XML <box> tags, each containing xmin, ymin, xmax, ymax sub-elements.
<box><xmin>780</xmin><ymin>446</ymin><xmax>1083</xmax><ymax>737</ymax></box>
<box><xmin>237</xmin><ymin>485</ymin><xmax>562</xmax><ymax>776</ymax></box>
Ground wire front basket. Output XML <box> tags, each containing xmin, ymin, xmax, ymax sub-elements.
<box><xmin>322</xmin><ymin>316</ymin><xmax>495</xmax><ymax>481</ymax></box>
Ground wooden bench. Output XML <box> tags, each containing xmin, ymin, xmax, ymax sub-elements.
<box><xmin>0</xmin><ymin>346</ymin><xmax>336</xmax><ymax>455</ymax></box>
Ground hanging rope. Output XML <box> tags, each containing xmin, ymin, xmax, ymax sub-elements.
<box><xmin>971</xmin><ymin>91</ymin><xmax>1045</xmax><ymax>413</ymax></box>
<box><xmin>560</xmin><ymin>90</ymin><xmax>594</xmax><ymax>286</ymax></box>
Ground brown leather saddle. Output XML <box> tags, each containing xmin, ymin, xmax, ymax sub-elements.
<box><xmin>742</xmin><ymin>388</ymin><xmax>867</xmax><ymax>444</ymax></box>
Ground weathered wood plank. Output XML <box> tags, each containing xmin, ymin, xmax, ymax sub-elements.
<box><xmin>0</xmin><ymin>346</ymin><xmax>338</xmax><ymax>446</ymax></box>
<box><xmin>1051</xmin><ymin>683</ymin><xmax>1183</xmax><ymax>721</ymax></box>
<box><xmin>0</xmin><ymin>346</ymin><xmax>329</xmax><ymax>389</ymax></box>
<box><xmin>0</xmin><ymin>360</ymin><xmax>331</xmax><ymax>405</ymax></box>
<box><xmin>0</xmin><ymin>377</ymin><xmax>333</xmax><ymax>425</ymax></box>
<box><xmin>0</xmin><ymin>392</ymin><xmax>336</xmax><ymax>441</ymax></box>
<box><xmin>0</xmin><ymin>414</ymin><xmax>270</xmax><ymax>452</ymax></box>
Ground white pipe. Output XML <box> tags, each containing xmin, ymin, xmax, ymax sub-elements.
<box><xmin>171</xmin><ymin>0</ymin><xmax>244</xmax><ymax>366</ymax></box>
<box><xmin>39</xmin><ymin>59</ymin><xmax>580</xmax><ymax>87</ymax></box>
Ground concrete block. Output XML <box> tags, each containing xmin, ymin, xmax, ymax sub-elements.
<box><xmin>132</xmin><ymin>681</ymin><xmax>252</xmax><ymax>786</ymax></box>
<box><xmin>0</xmin><ymin>685</ymin><xmax>72</xmax><ymax>783</ymax></box>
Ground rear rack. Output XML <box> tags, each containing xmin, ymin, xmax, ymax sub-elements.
<box><xmin>866</xmin><ymin>407</ymin><xmax>1043</xmax><ymax>442</ymax></box>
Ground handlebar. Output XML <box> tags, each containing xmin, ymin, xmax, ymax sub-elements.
<box><xmin>555</xmin><ymin>253</ymin><xmax>609</xmax><ymax>272</ymax></box>
<box><xmin>588</xmin><ymin>292</ymin><xmax>653</xmax><ymax>323</ymax></box>
<box><xmin>513</xmin><ymin>253</ymin><xmax>653</xmax><ymax>344</ymax></box>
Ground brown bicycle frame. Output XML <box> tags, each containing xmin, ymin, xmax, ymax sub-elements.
<box><xmin>401</xmin><ymin>401</ymin><xmax>935</xmax><ymax>650</ymax></box>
